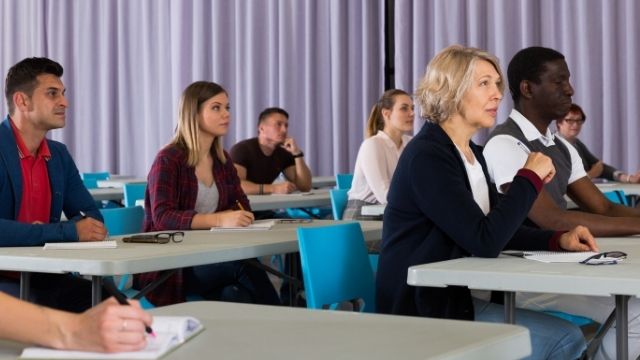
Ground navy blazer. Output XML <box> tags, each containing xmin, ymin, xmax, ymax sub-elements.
<box><xmin>0</xmin><ymin>116</ymin><xmax>101</xmax><ymax>246</ymax></box>
<box><xmin>376</xmin><ymin>122</ymin><xmax>556</xmax><ymax>319</ymax></box>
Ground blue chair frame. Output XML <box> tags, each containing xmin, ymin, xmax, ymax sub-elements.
<box><xmin>329</xmin><ymin>188</ymin><xmax>348</xmax><ymax>220</ymax></box>
<box><xmin>297</xmin><ymin>222</ymin><xmax>375</xmax><ymax>312</ymax></box>
<box><xmin>335</xmin><ymin>173</ymin><xmax>354</xmax><ymax>190</ymax></box>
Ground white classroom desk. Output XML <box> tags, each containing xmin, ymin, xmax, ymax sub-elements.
<box><xmin>311</xmin><ymin>175</ymin><xmax>336</xmax><ymax>188</ymax></box>
<box><xmin>97</xmin><ymin>177</ymin><xmax>146</xmax><ymax>188</ymax></box>
<box><xmin>407</xmin><ymin>236</ymin><xmax>640</xmax><ymax>360</ymax></box>
<box><xmin>596</xmin><ymin>182</ymin><xmax>640</xmax><ymax>195</ymax></box>
<box><xmin>565</xmin><ymin>181</ymin><xmax>640</xmax><ymax>209</ymax></box>
<box><xmin>0</xmin><ymin>301</ymin><xmax>531</xmax><ymax>360</ymax></box>
<box><xmin>247</xmin><ymin>189</ymin><xmax>331</xmax><ymax>211</ymax></box>
<box><xmin>91</xmin><ymin>188</ymin><xmax>331</xmax><ymax>211</ymax></box>
<box><xmin>88</xmin><ymin>187</ymin><xmax>124</xmax><ymax>201</ymax></box>
<box><xmin>0</xmin><ymin>220</ymin><xmax>381</xmax><ymax>306</ymax></box>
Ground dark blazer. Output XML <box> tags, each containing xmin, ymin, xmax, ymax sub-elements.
<box><xmin>0</xmin><ymin>116</ymin><xmax>101</xmax><ymax>246</ymax></box>
<box><xmin>376</xmin><ymin>122</ymin><xmax>558</xmax><ymax>319</ymax></box>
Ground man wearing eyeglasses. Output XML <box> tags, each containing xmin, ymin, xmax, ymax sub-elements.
<box><xmin>556</xmin><ymin>103</ymin><xmax>640</xmax><ymax>183</ymax></box>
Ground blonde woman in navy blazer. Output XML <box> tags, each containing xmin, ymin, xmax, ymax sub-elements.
<box><xmin>376</xmin><ymin>45</ymin><xmax>598</xmax><ymax>360</ymax></box>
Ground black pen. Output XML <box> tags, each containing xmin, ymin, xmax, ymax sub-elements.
<box><xmin>102</xmin><ymin>279</ymin><xmax>155</xmax><ymax>336</ymax></box>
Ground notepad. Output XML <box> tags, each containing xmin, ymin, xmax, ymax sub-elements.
<box><xmin>43</xmin><ymin>240</ymin><xmax>118</xmax><ymax>250</ymax></box>
<box><xmin>502</xmin><ymin>250</ymin><xmax>600</xmax><ymax>263</ymax></box>
<box><xmin>361</xmin><ymin>204</ymin><xmax>385</xmax><ymax>216</ymax></box>
<box><xmin>210</xmin><ymin>219</ymin><xmax>276</xmax><ymax>232</ymax></box>
<box><xmin>20</xmin><ymin>316</ymin><xmax>203</xmax><ymax>359</ymax></box>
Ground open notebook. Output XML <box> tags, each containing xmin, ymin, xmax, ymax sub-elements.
<box><xmin>210</xmin><ymin>219</ymin><xmax>276</xmax><ymax>232</ymax></box>
<box><xmin>502</xmin><ymin>250</ymin><xmax>604</xmax><ymax>263</ymax></box>
<box><xmin>20</xmin><ymin>316</ymin><xmax>203</xmax><ymax>359</ymax></box>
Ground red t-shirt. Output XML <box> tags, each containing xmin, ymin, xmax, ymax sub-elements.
<box><xmin>10</xmin><ymin>119</ymin><xmax>52</xmax><ymax>224</ymax></box>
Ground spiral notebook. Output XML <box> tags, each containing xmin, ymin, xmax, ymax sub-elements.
<box><xmin>20</xmin><ymin>316</ymin><xmax>203</xmax><ymax>359</ymax></box>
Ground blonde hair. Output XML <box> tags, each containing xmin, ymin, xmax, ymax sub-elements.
<box><xmin>416</xmin><ymin>45</ymin><xmax>504</xmax><ymax>124</ymax></box>
<box><xmin>366</xmin><ymin>89</ymin><xmax>410</xmax><ymax>138</ymax></box>
<box><xmin>171</xmin><ymin>81</ymin><xmax>227</xmax><ymax>166</ymax></box>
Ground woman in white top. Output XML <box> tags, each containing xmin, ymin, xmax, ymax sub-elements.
<box><xmin>343</xmin><ymin>89</ymin><xmax>414</xmax><ymax>220</ymax></box>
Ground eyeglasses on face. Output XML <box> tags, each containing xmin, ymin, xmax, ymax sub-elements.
<box><xmin>562</xmin><ymin>118</ymin><xmax>585</xmax><ymax>126</ymax></box>
<box><xmin>580</xmin><ymin>251</ymin><xmax>627</xmax><ymax>265</ymax></box>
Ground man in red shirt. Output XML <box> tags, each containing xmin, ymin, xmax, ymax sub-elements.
<box><xmin>1</xmin><ymin>57</ymin><xmax>108</xmax><ymax>311</ymax></box>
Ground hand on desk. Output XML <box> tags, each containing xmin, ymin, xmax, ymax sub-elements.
<box><xmin>216</xmin><ymin>210</ymin><xmax>255</xmax><ymax>227</ymax></box>
<box><xmin>559</xmin><ymin>225</ymin><xmax>598</xmax><ymax>252</ymax></box>
<box><xmin>271</xmin><ymin>181</ymin><xmax>297</xmax><ymax>194</ymax></box>
<box><xmin>64</xmin><ymin>297</ymin><xmax>152</xmax><ymax>352</ymax></box>
<box><xmin>76</xmin><ymin>217</ymin><xmax>108</xmax><ymax>241</ymax></box>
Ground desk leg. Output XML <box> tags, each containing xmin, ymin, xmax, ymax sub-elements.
<box><xmin>504</xmin><ymin>291</ymin><xmax>516</xmax><ymax>324</ymax></box>
<box><xmin>615</xmin><ymin>295</ymin><xmax>629</xmax><ymax>360</ymax></box>
<box><xmin>91</xmin><ymin>276</ymin><xmax>102</xmax><ymax>306</ymax></box>
<box><xmin>19</xmin><ymin>272</ymin><xmax>30</xmax><ymax>301</ymax></box>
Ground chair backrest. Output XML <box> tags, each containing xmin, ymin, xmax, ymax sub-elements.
<box><xmin>297</xmin><ymin>222</ymin><xmax>376</xmax><ymax>312</ymax></box>
<box><xmin>81</xmin><ymin>172</ymin><xmax>110</xmax><ymax>181</ymax></box>
<box><xmin>99</xmin><ymin>206</ymin><xmax>144</xmax><ymax>235</ymax></box>
<box><xmin>123</xmin><ymin>183</ymin><xmax>147</xmax><ymax>207</ymax></box>
<box><xmin>603</xmin><ymin>190</ymin><xmax>630</xmax><ymax>206</ymax></box>
<box><xmin>329</xmin><ymin>189</ymin><xmax>348</xmax><ymax>220</ymax></box>
<box><xmin>82</xmin><ymin>178</ymin><xmax>99</xmax><ymax>189</ymax></box>
<box><xmin>335</xmin><ymin>173</ymin><xmax>354</xmax><ymax>190</ymax></box>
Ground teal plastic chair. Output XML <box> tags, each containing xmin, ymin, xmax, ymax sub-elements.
<box><xmin>99</xmin><ymin>206</ymin><xmax>144</xmax><ymax>235</ymax></box>
<box><xmin>123</xmin><ymin>183</ymin><xmax>147</xmax><ymax>207</ymax></box>
<box><xmin>99</xmin><ymin>206</ymin><xmax>153</xmax><ymax>309</ymax></box>
<box><xmin>82</xmin><ymin>177</ymin><xmax>99</xmax><ymax>189</ymax></box>
<box><xmin>297</xmin><ymin>222</ymin><xmax>375</xmax><ymax>312</ymax></box>
<box><xmin>603</xmin><ymin>190</ymin><xmax>630</xmax><ymax>206</ymax></box>
<box><xmin>335</xmin><ymin>173</ymin><xmax>354</xmax><ymax>190</ymax></box>
<box><xmin>81</xmin><ymin>172</ymin><xmax>110</xmax><ymax>182</ymax></box>
<box><xmin>329</xmin><ymin>189</ymin><xmax>348</xmax><ymax>220</ymax></box>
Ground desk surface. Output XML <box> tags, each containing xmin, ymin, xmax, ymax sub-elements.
<box><xmin>91</xmin><ymin>187</ymin><xmax>331</xmax><ymax>210</ymax></box>
<box><xmin>0</xmin><ymin>301</ymin><xmax>531</xmax><ymax>360</ymax></box>
<box><xmin>408</xmin><ymin>236</ymin><xmax>640</xmax><ymax>298</ymax></box>
<box><xmin>0</xmin><ymin>220</ymin><xmax>381</xmax><ymax>277</ymax></box>
<box><xmin>596</xmin><ymin>182</ymin><xmax>640</xmax><ymax>195</ymax></box>
<box><xmin>311</xmin><ymin>175</ymin><xmax>335</xmax><ymax>188</ymax></box>
<box><xmin>97</xmin><ymin>177</ymin><xmax>146</xmax><ymax>188</ymax></box>
<box><xmin>248</xmin><ymin>189</ymin><xmax>331</xmax><ymax>211</ymax></box>
<box><xmin>88</xmin><ymin>187</ymin><xmax>124</xmax><ymax>201</ymax></box>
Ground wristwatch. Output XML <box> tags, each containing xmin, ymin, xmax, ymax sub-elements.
<box><xmin>293</xmin><ymin>151</ymin><xmax>304</xmax><ymax>158</ymax></box>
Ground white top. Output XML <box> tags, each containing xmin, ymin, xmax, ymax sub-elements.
<box><xmin>456</xmin><ymin>146</ymin><xmax>490</xmax><ymax>215</ymax></box>
<box><xmin>483</xmin><ymin>109</ymin><xmax>586</xmax><ymax>193</ymax></box>
<box><xmin>348</xmin><ymin>130</ymin><xmax>412</xmax><ymax>204</ymax></box>
<box><xmin>194</xmin><ymin>181</ymin><xmax>219</xmax><ymax>214</ymax></box>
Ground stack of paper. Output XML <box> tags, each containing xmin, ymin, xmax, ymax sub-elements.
<box><xmin>502</xmin><ymin>250</ymin><xmax>615</xmax><ymax>264</ymax></box>
<box><xmin>210</xmin><ymin>219</ymin><xmax>276</xmax><ymax>232</ymax></box>
<box><xmin>43</xmin><ymin>240</ymin><xmax>118</xmax><ymax>250</ymax></box>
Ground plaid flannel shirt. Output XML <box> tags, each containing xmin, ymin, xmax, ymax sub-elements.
<box><xmin>135</xmin><ymin>144</ymin><xmax>250</xmax><ymax>306</ymax></box>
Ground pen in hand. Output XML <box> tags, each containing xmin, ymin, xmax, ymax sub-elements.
<box><xmin>516</xmin><ymin>141</ymin><xmax>531</xmax><ymax>154</ymax></box>
<box><xmin>235</xmin><ymin>200</ymin><xmax>246</xmax><ymax>211</ymax></box>
<box><xmin>102</xmin><ymin>278</ymin><xmax>155</xmax><ymax>337</ymax></box>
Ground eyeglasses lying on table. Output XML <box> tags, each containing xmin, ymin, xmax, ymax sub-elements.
<box><xmin>123</xmin><ymin>232</ymin><xmax>184</xmax><ymax>244</ymax></box>
<box><xmin>579</xmin><ymin>251</ymin><xmax>627</xmax><ymax>265</ymax></box>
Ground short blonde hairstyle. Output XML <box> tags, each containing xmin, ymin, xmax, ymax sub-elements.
<box><xmin>416</xmin><ymin>45</ymin><xmax>504</xmax><ymax>124</ymax></box>
<box><xmin>171</xmin><ymin>81</ymin><xmax>227</xmax><ymax>166</ymax></box>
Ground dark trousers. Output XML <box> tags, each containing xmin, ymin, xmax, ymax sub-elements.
<box><xmin>183</xmin><ymin>260</ymin><xmax>280</xmax><ymax>305</ymax></box>
<box><xmin>0</xmin><ymin>273</ymin><xmax>95</xmax><ymax>313</ymax></box>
